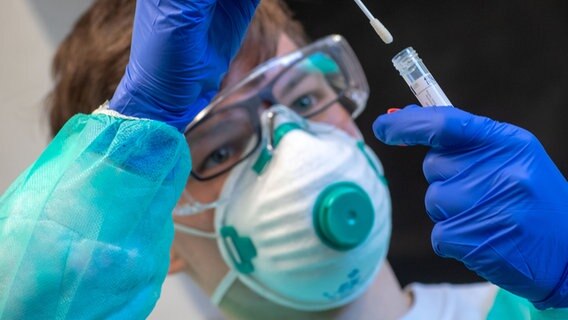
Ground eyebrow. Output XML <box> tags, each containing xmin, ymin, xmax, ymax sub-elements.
<box><xmin>241</xmin><ymin>73</ymin><xmax>268</xmax><ymax>92</ymax></box>
<box><xmin>188</xmin><ymin>109</ymin><xmax>248</xmax><ymax>142</ymax></box>
<box><xmin>279</xmin><ymin>70</ymin><xmax>311</xmax><ymax>97</ymax></box>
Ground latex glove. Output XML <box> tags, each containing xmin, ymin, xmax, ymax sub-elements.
<box><xmin>373</xmin><ymin>105</ymin><xmax>568</xmax><ymax>309</ymax></box>
<box><xmin>0</xmin><ymin>113</ymin><xmax>190</xmax><ymax>319</ymax></box>
<box><xmin>109</xmin><ymin>0</ymin><xmax>259</xmax><ymax>132</ymax></box>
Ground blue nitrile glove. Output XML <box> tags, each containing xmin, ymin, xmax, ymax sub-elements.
<box><xmin>109</xmin><ymin>0</ymin><xmax>259</xmax><ymax>132</ymax></box>
<box><xmin>373</xmin><ymin>105</ymin><xmax>568</xmax><ymax>309</ymax></box>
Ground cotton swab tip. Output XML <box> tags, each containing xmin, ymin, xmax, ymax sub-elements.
<box><xmin>370</xmin><ymin>18</ymin><xmax>393</xmax><ymax>44</ymax></box>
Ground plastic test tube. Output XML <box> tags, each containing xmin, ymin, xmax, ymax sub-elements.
<box><xmin>392</xmin><ymin>47</ymin><xmax>452</xmax><ymax>107</ymax></box>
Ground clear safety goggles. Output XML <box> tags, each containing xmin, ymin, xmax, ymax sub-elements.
<box><xmin>184</xmin><ymin>35</ymin><xmax>369</xmax><ymax>181</ymax></box>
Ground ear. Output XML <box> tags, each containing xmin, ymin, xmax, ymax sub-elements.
<box><xmin>168</xmin><ymin>246</ymin><xmax>187</xmax><ymax>274</ymax></box>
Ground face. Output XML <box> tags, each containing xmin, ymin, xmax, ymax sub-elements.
<box><xmin>171</xmin><ymin>34</ymin><xmax>361</xmax><ymax>296</ymax></box>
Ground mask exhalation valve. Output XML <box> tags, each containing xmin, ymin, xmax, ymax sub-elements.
<box><xmin>313</xmin><ymin>182</ymin><xmax>375</xmax><ymax>250</ymax></box>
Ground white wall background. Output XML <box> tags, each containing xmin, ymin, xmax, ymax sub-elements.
<box><xmin>0</xmin><ymin>0</ymin><xmax>93</xmax><ymax>192</ymax></box>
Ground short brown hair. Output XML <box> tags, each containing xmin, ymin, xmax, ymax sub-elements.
<box><xmin>46</xmin><ymin>0</ymin><xmax>308</xmax><ymax>137</ymax></box>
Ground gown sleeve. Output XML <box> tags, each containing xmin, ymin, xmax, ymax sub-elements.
<box><xmin>487</xmin><ymin>289</ymin><xmax>568</xmax><ymax>319</ymax></box>
<box><xmin>0</xmin><ymin>109</ymin><xmax>191</xmax><ymax>319</ymax></box>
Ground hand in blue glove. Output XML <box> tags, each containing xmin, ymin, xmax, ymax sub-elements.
<box><xmin>109</xmin><ymin>0</ymin><xmax>259</xmax><ymax>131</ymax></box>
<box><xmin>373</xmin><ymin>105</ymin><xmax>568</xmax><ymax>309</ymax></box>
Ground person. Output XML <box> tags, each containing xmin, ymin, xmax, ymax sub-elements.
<box><xmin>0</xmin><ymin>1</ymin><xmax>566</xmax><ymax>319</ymax></box>
<box><xmin>46</xmin><ymin>1</ymin><xmax>416</xmax><ymax>319</ymax></box>
<box><xmin>40</xmin><ymin>0</ymin><xmax>568</xmax><ymax>319</ymax></box>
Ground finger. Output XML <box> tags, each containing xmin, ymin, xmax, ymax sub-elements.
<box><xmin>424</xmin><ymin>181</ymin><xmax>451</xmax><ymax>223</ymax></box>
<box><xmin>430</xmin><ymin>212</ymin><xmax>491</xmax><ymax>261</ymax></box>
<box><xmin>430</xmin><ymin>222</ymin><xmax>471</xmax><ymax>260</ymax></box>
<box><xmin>431</xmin><ymin>218</ymin><xmax>541</xmax><ymax>301</ymax></box>
<box><xmin>373</xmin><ymin>105</ymin><xmax>496</xmax><ymax>149</ymax></box>
<box><xmin>424</xmin><ymin>178</ymin><xmax>484</xmax><ymax>222</ymax></box>
<box><xmin>422</xmin><ymin>131</ymin><xmax>511</xmax><ymax>184</ymax></box>
<box><xmin>422</xmin><ymin>148</ymin><xmax>468</xmax><ymax>184</ymax></box>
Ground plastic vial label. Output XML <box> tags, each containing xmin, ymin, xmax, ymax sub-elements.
<box><xmin>410</xmin><ymin>73</ymin><xmax>452</xmax><ymax>107</ymax></box>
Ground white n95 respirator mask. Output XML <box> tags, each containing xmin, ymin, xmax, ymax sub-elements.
<box><xmin>174</xmin><ymin>105</ymin><xmax>391</xmax><ymax>311</ymax></box>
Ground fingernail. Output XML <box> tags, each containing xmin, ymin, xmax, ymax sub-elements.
<box><xmin>387</xmin><ymin>108</ymin><xmax>401</xmax><ymax>114</ymax></box>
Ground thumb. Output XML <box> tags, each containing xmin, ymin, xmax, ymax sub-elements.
<box><xmin>372</xmin><ymin>105</ymin><xmax>495</xmax><ymax>148</ymax></box>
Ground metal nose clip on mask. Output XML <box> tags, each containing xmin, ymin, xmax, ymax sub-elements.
<box><xmin>174</xmin><ymin>105</ymin><xmax>392</xmax><ymax>311</ymax></box>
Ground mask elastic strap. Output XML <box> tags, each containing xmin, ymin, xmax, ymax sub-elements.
<box><xmin>173</xmin><ymin>223</ymin><xmax>217</xmax><ymax>239</ymax></box>
<box><xmin>173</xmin><ymin>189</ymin><xmax>229</xmax><ymax>217</ymax></box>
<box><xmin>211</xmin><ymin>271</ymin><xmax>239</xmax><ymax>306</ymax></box>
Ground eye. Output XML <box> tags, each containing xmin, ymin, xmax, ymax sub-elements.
<box><xmin>290</xmin><ymin>93</ymin><xmax>318</xmax><ymax>113</ymax></box>
<box><xmin>202</xmin><ymin>145</ymin><xmax>236</xmax><ymax>171</ymax></box>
